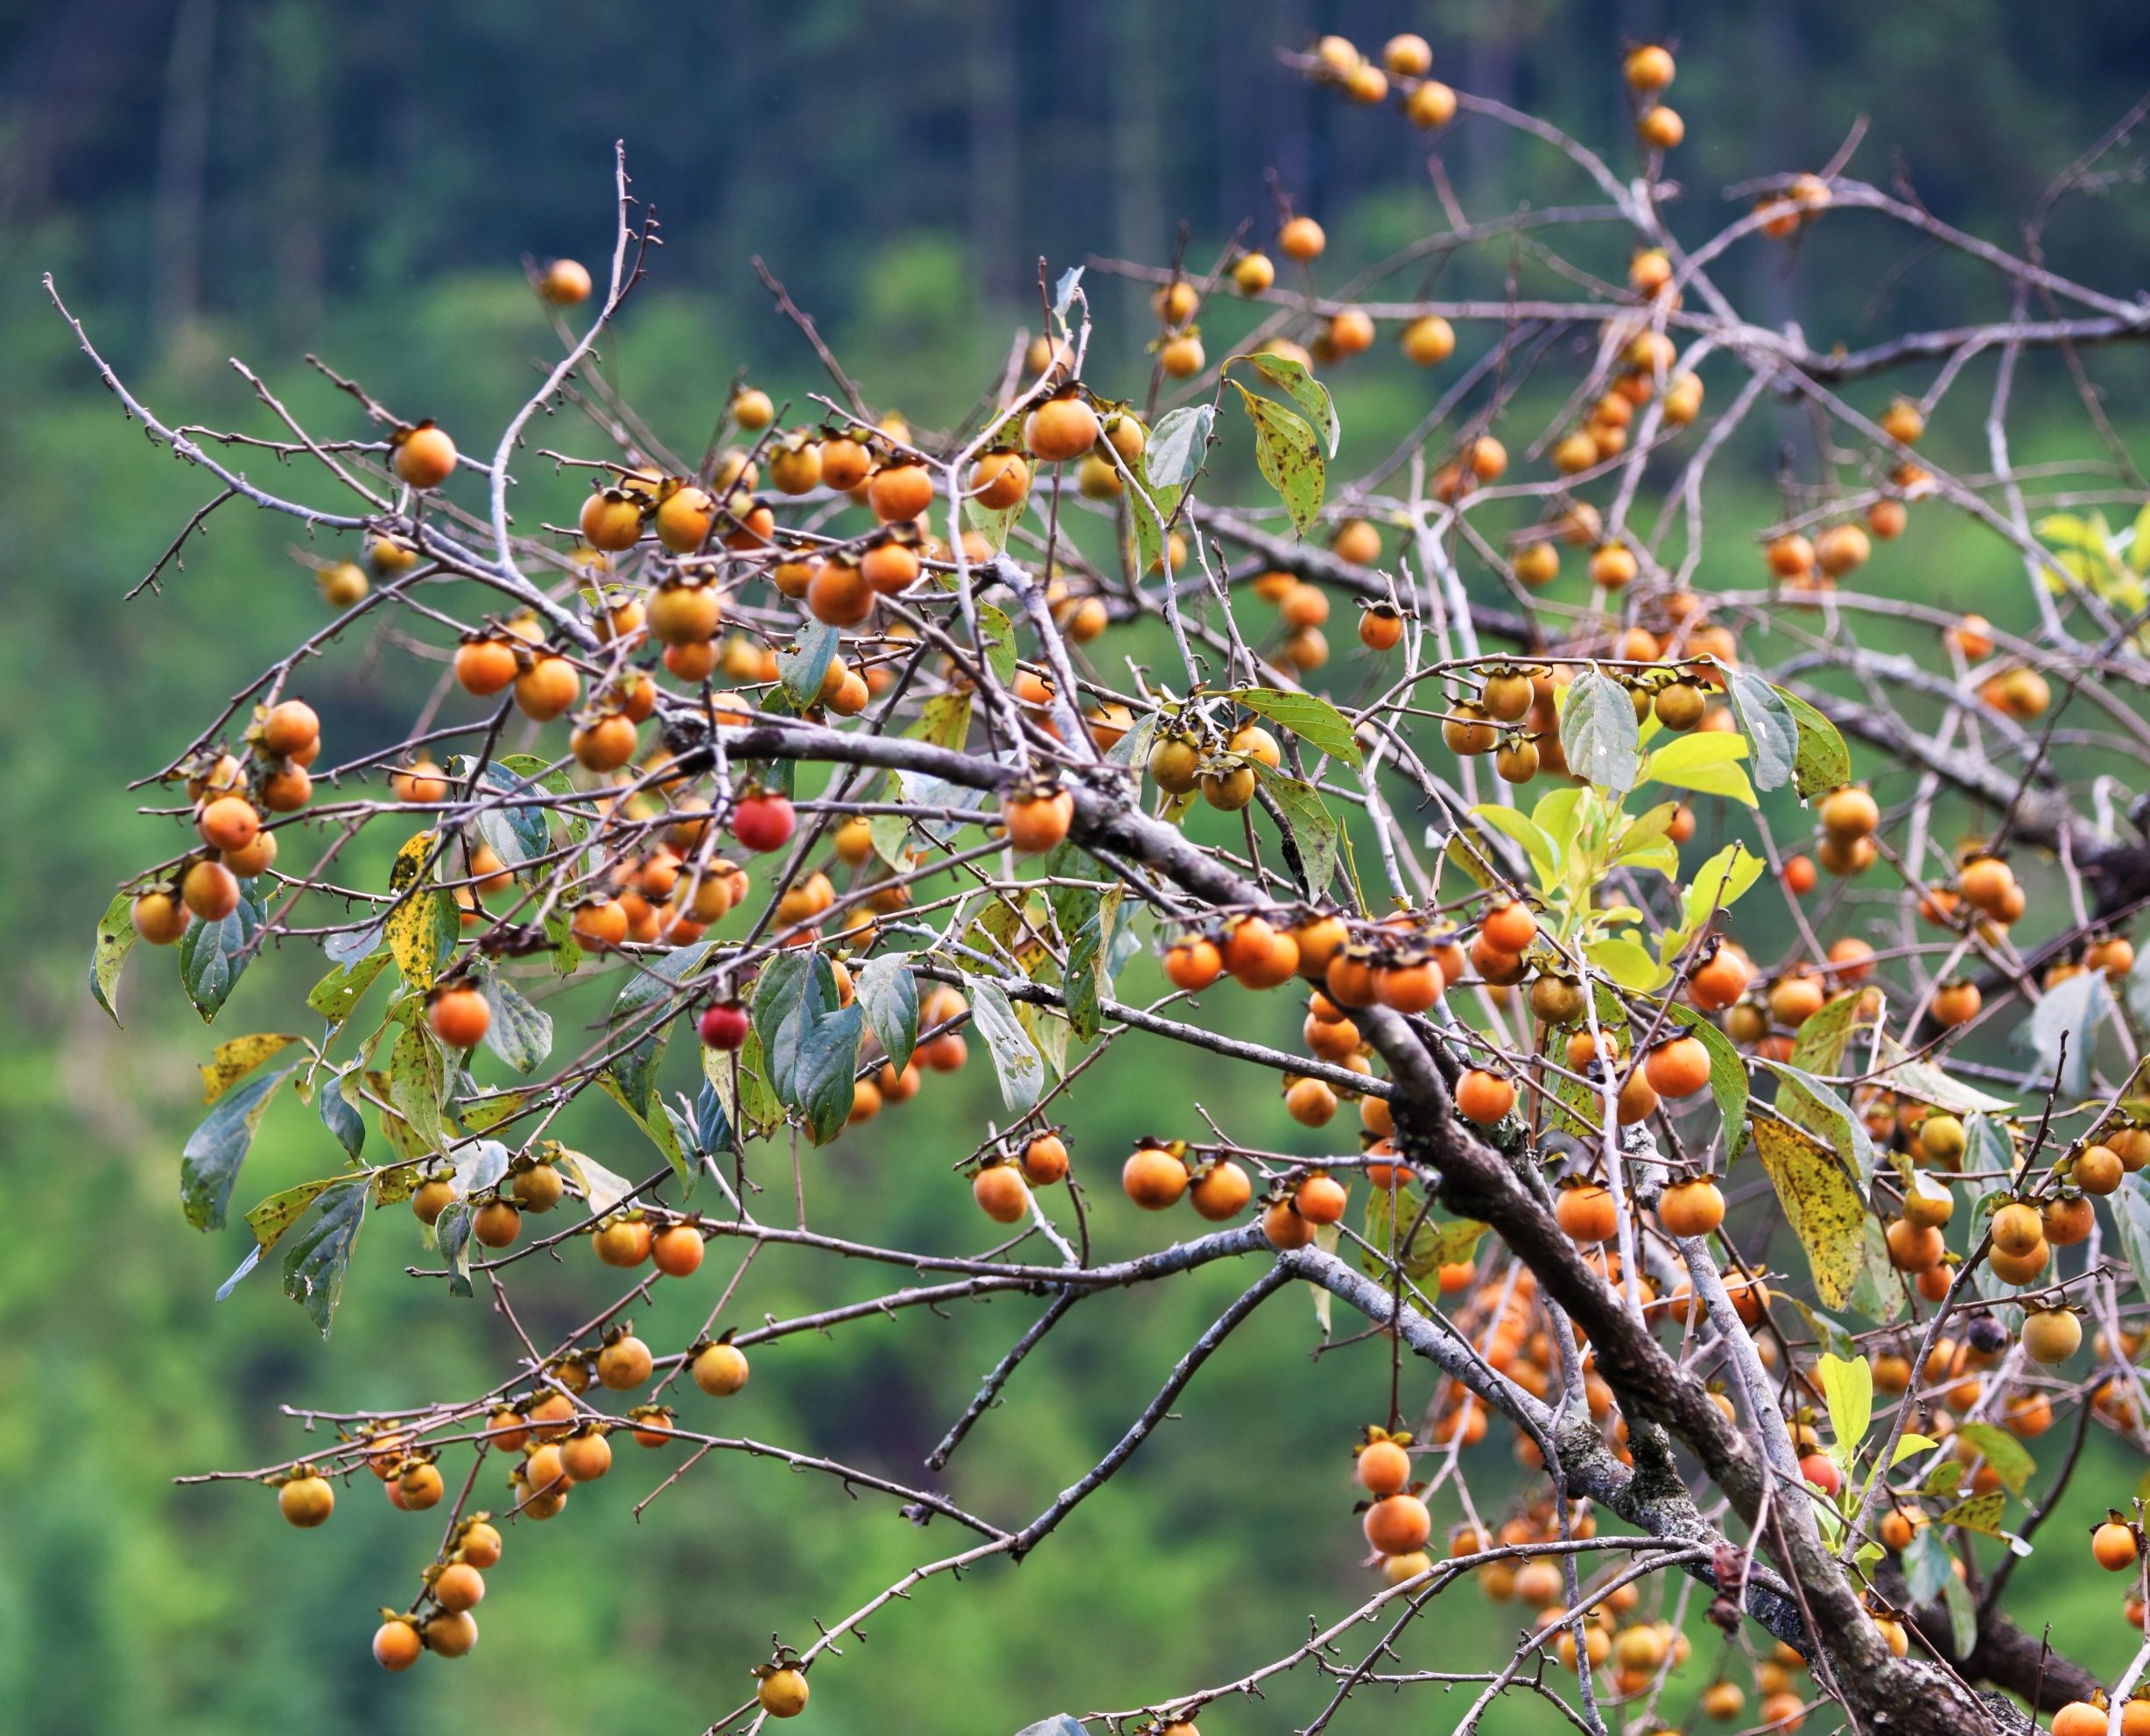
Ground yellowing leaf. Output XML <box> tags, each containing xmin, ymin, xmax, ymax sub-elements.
<box><xmin>200</xmin><ymin>1033</ymin><xmax>304</xmax><ymax>1103</ymax></box>
<box><xmin>1752</xmin><ymin>1115</ymin><xmax>1869</xmax><ymax>1310</ymax></box>
<box><xmin>383</xmin><ymin>831</ymin><xmax>451</xmax><ymax>991</ymax></box>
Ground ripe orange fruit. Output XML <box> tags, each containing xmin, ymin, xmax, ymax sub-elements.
<box><xmin>692</xmin><ymin>1342</ymin><xmax>750</xmax><ymax>1396</ymax></box>
<box><xmin>1190</xmin><ymin>1159</ymin><xmax>1253</xmax><ymax>1221</ymax></box>
<box><xmin>973</xmin><ymin>1163</ymin><xmax>1032</xmax><ymax>1224</ymax></box>
<box><xmin>455</xmin><ymin>637</ymin><xmax>521</xmax><ymax>696</ymax></box>
<box><xmin>868</xmin><ymin>462</ymin><xmax>934</xmax><ymax>522</ymax></box>
<box><xmin>1456</xmin><ymin>1069</ymin><xmax>1515</xmax><ymax>1127</ymax></box>
<box><xmin>1402</xmin><ymin>315</ymin><xmax>1455</xmax><ymax>366</ymax></box>
<box><xmin>373</xmin><ymin>1620</ymin><xmax>423</xmax><ymax>1670</ymax></box>
<box><xmin>1164</xmin><ymin>938</ymin><xmax>1223</xmax><ymax>992</ymax></box>
<box><xmin>514</xmin><ymin>656</ymin><xmax>581</xmax><ymax>721</ymax></box>
<box><xmin>1481</xmin><ymin>902</ymin><xmax>1537</xmax><ymax>953</ymax></box>
<box><xmin>1625</xmin><ymin>45</ymin><xmax>1676</xmax><ymax>91</ymax></box>
<box><xmin>1363</xmin><ymin>1493</ymin><xmax>1433</xmax><ymax>1555</ymax></box>
<box><xmin>2096</xmin><ymin>1520</ymin><xmax>2142</xmax><ymax>1571</ymax></box>
<box><xmin>1002</xmin><ymin>785</ymin><xmax>1076</xmax><ymax>854</ymax></box>
<box><xmin>1294</xmin><ymin>1172</ymin><xmax>1348</xmax><ymax>1224</ymax></box>
<box><xmin>1122</xmin><ymin>1144</ymin><xmax>1189</xmax><ymax>1210</ymax></box>
<box><xmin>423</xmin><ymin>1609</ymin><xmax>478</xmax><ymax>1657</ymax></box>
<box><xmin>1025</xmin><ymin>394</ymin><xmax>1101</xmax><ymax>463</ymax></box>
<box><xmin>1357</xmin><ymin>1438</ymin><xmax>1413</xmax><ymax>1496</ymax></box>
<box><xmin>429</xmin><ymin>986</ymin><xmax>492</xmax><ymax>1051</ymax></box>
<box><xmin>1659</xmin><ymin>1178</ymin><xmax>1725</xmax><ymax>1238</ymax></box>
<box><xmin>1556</xmin><ymin>1183</ymin><xmax>1617</xmax><ymax>1243</ymax></box>
<box><xmin>580</xmin><ymin>488</ymin><xmax>644</xmax><ymax>552</ymax></box>
<box><xmin>131</xmin><ymin>889</ymin><xmax>191</xmax><ymax>945</ymax></box>
<box><xmin>434</xmin><ymin>1561</ymin><xmax>487</xmax><ymax>1612</ymax></box>
<box><xmin>278</xmin><ymin>1473</ymin><xmax>335</xmax><ymax>1527</ymax></box>
<box><xmin>393</xmin><ymin>425</ymin><xmax>457</xmax><ymax>489</ymax></box>
<box><xmin>1020</xmin><ymin>1133</ymin><xmax>1070</xmax><ymax>1186</ymax></box>
<box><xmin>1642</xmin><ymin>1036</ymin><xmax>1711</xmax><ymax>1099</ymax></box>
<box><xmin>197</xmin><ymin>794</ymin><xmax>262</xmax><ymax>854</ymax></box>
<box><xmin>1278</xmin><ymin>215</ymin><xmax>1326</xmax><ymax>260</ymax></box>
<box><xmin>758</xmin><ymin>1669</ymin><xmax>810</xmax><ymax>1718</ymax></box>
<box><xmin>181</xmin><ymin>859</ymin><xmax>242</xmax><ymax>921</ymax></box>
<box><xmin>1261</xmin><ymin>1198</ymin><xmax>1315</xmax><ymax>1248</ymax></box>
<box><xmin>652</xmin><ymin>1224</ymin><xmax>706</xmax><ymax>1277</ymax></box>
<box><xmin>261</xmin><ymin>699</ymin><xmax>320</xmax><ymax>759</ymax></box>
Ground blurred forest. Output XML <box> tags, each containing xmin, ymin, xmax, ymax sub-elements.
<box><xmin>5</xmin><ymin>4</ymin><xmax>2150</xmax><ymax>1734</ymax></box>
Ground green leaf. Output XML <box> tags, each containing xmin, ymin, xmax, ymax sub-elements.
<box><xmin>282</xmin><ymin>1179</ymin><xmax>367</xmax><ymax>1336</ymax></box>
<box><xmin>1586</xmin><ymin>937</ymin><xmax>1670</xmax><ymax>992</ymax></box>
<box><xmin>1227</xmin><ymin>381</ymin><xmax>1325</xmax><ymax>537</ymax></box>
<box><xmin>1723</xmin><ymin>668</ymin><xmax>1797</xmax><ymax>792</ymax></box>
<box><xmin>199</xmin><ymin>1034</ymin><xmax>303</xmax><ymax>1103</ymax></box>
<box><xmin>1775</xmin><ymin>687</ymin><xmax>1853</xmax><ymax>799</ymax></box>
<box><xmin>1751</xmin><ymin>1114</ymin><xmax>1870</xmax><ymax>1311</ymax></box>
<box><xmin>962</xmin><ymin>977</ymin><xmax>1045</xmax><ymax>1113</ymax></box>
<box><xmin>1641</xmin><ymin>731</ymin><xmax>1757</xmax><ymax>805</ymax></box>
<box><xmin>755</xmin><ymin>952</ymin><xmax>840</xmax><ymax>1099</ymax></box>
<box><xmin>1940</xmin><ymin>1577</ymin><xmax>1978</xmax><ymax>1656</ymax></box>
<box><xmin>1249</xmin><ymin>763</ymin><xmax>1341</xmax><ymax>896</ymax></box>
<box><xmin>1817</xmin><ymin>1352</ymin><xmax>1873</xmax><ymax>1453</ymax></box>
<box><xmin>792</xmin><ymin>1002</ymin><xmax>865</xmax><ymax>1144</ymax></box>
<box><xmin>1902</xmin><ymin>1526</ymin><xmax>1956</xmax><ymax>1604</ymax></box>
<box><xmin>1559</xmin><ymin>666</ymin><xmax>1641</xmax><ymax>791</ymax></box>
<box><xmin>457</xmin><ymin>1086</ymin><xmax>537</xmax><ymax>1135</ymax></box>
<box><xmin>479</xmin><ymin>972</ymin><xmax>553</xmax><ymax>1075</ymax></box>
<box><xmin>551</xmin><ymin>1147</ymin><xmax>635</xmax><ymax>1217</ymax></box>
<box><xmin>778</xmin><ymin>622</ymin><xmax>840</xmax><ymax>706</ymax></box>
<box><xmin>1062</xmin><ymin>886</ymin><xmax>1121</xmax><ymax>1044</ymax></box>
<box><xmin>1680</xmin><ymin>842</ymin><xmax>1765</xmax><ymax>935</ymax></box>
<box><xmin>2108</xmin><ymin>1174</ymin><xmax>2150</xmax><ymax>1305</ymax></box>
<box><xmin>452</xmin><ymin>756</ymin><xmax>558</xmax><ymax>867</ymax></box>
<box><xmin>387</xmin><ymin>1022</ymin><xmax>447</xmax><ymax>1156</ymax></box>
<box><xmin>962</xmin><ymin>481</ymin><xmax>1028</xmax><ymax>554</ymax></box>
<box><xmin>1665</xmin><ymin>1002</ymin><xmax>1751</xmax><ymax>1160</ymax></box>
<box><xmin>1611</xmin><ymin>802</ymin><xmax>1682</xmax><ymax>875</ymax></box>
<box><xmin>734</xmin><ymin>1026</ymin><xmax>785</xmax><ymax>1138</ymax></box>
<box><xmin>1871</xmin><ymin>1036</ymin><xmax>2017</xmax><ymax>1114</ymax></box>
<box><xmin>1128</xmin><ymin>462</ymin><xmax>1185</xmax><ymax>580</ymax></box>
<box><xmin>1225</xmin><ymin>687</ymin><xmax>1364</xmax><ymax>768</ymax></box>
<box><xmin>1790</xmin><ymin>992</ymin><xmax>1875</xmax><ymax>1076</ymax></box>
<box><xmin>1533</xmin><ymin>787</ymin><xmax>1587</xmax><ymax>861</ymax></box>
<box><xmin>610</xmin><ymin>941</ymin><xmax>711</xmax><ymax>1115</ymax></box>
<box><xmin>1360</xmin><ymin>1182</ymin><xmax>1487</xmax><ymax>1280</ymax></box>
<box><xmin>2020</xmin><ymin>968</ymin><xmax>2106</xmax><ymax>1098</ymax></box>
<box><xmin>179</xmin><ymin>878</ymin><xmax>268</xmax><ymax>1022</ymax></box>
<box><xmin>1953</xmin><ymin>1423</ymin><xmax>2036</xmax><ymax>1498</ymax></box>
<box><xmin>1763</xmin><ymin>1061</ymin><xmax>1878</xmax><ymax>1188</ymax></box>
<box><xmin>1226</xmin><ymin>351</ymin><xmax>1338</xmax><ymax>456</ymax></box>
<box><xmin>180</xmin><ymin>1063</ymin><xmax>298</xmax><ymax>1230</ymax></box>
<box><xmin>1146</xmin><ymin>404</ymin><xmax>1217</xmax><ymax>488</ymax></box>
<box><xmin>244</xmin><ymin>1177</ymin><xmax>342</xmax><ymax>1255</ymax></box>
<box><xmin>320</xmin><ymin>1067</ymin><xmax>365</xmax><ymax>1159</ymax></box>
<box><xmin>1936</xmin><ymin>1491</ymin><xmax>2006</xmax><ymax>1538</ymax></box>
<box><xmin>854</xmin><ymin>954</ymin><xmax>919</xmax><ymax>1075</ymax></box>
<box><xmin>594</xmin><ymin>1070</ymin><xmax>691</xmax><ymax>1183</ymax></box>
<box><xmin>383</xmin><ymin>833</ymin><xmax>454</xmax><ymax>992</ymax></box>
<box><xmin>1469</xmin><ymin>803</ymin><xmax>1557</xmax><ymax>892</ymax></box>
<box><xmin>307</xmin><ymin>950</ymin><xmax>390</xmax><ymax>1033</ymax></box>
<box><xmin>977</xmin><ymin>603</ymin><xmax>1019</xmax><ymax>687</ymax></box>
<box><xmin>88</xmin><ymin>890</ymin><xmax>137</xmax><ymax>1026</ymax></box>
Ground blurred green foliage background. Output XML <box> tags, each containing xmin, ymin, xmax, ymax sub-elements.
<box><xmin>6</xmin><ymin>4</ymin><xmax>2150</xmax><ymax>1733</ymax></box>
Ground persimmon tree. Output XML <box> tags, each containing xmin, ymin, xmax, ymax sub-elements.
<box><xmin>62</xmin><ymin>25</ymin><xmax>2150</xmax><ymax>1736</ymax></box>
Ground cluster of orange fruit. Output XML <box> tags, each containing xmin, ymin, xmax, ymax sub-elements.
<box><xmin>130</xmin><ymin>699</ymin><xmax>322</xmax><ymax>946</ymax></box>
